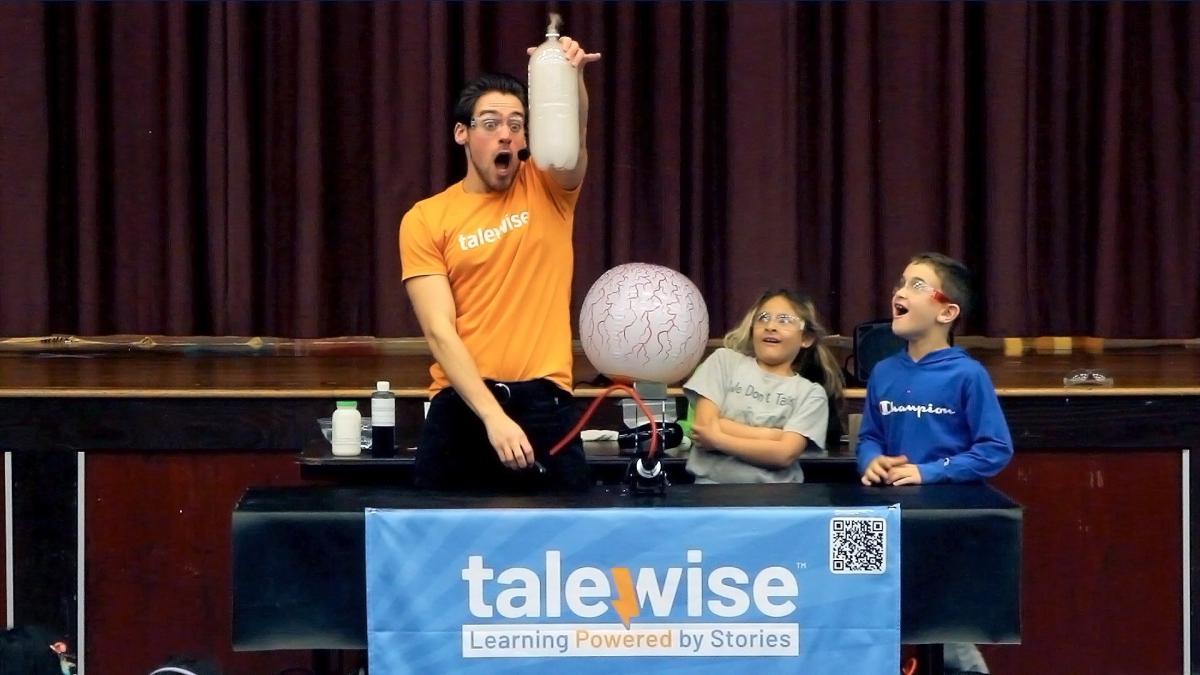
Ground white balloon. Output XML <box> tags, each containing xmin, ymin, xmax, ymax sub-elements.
<box><xmin>579</xmin><ymin>263</ymin><xmax>709</xmax><ymax>384</ymax></box>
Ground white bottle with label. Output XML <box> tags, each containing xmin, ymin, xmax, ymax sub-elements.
<box><xmin>528</xmin><ymin>13</ymin><xmax>579</xmax><ymax>171</ymax></box>
<box><xmin>331</xmin><ymin>400</ymin><xmax>362</xmax><ymax>457</ymax></box>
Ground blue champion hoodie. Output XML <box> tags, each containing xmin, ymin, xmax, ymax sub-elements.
<box><xmin>856</xmin><ymin>347</ymin><xmax>1013</xmax><ymax>483</ymax></box>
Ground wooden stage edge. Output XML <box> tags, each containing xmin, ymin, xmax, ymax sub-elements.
<box><xmin>1</xmin><ymin>335</ymin><xmax>1199</xmax><ymax>398</ymax></box>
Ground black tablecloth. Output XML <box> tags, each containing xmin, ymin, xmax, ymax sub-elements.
<box><xmin>232</xmin><ymin>483</ymin><xmax>1021</xmax><ymax>650</ymax></box>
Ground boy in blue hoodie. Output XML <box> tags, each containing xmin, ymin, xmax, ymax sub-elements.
<box><xmin>858</xmin><ymin>252</ymin><xmax>1011</xmax><ymax>674</ymax></box>
<box><xmin>857</xmin><ymin>252</ymin><xmax>1012</xmax><ymax>487</ymax></box>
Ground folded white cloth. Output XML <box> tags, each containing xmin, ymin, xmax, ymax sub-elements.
<box><xmin>580</xmin><ymin>429</ymin><xmax>619</xmax><ymax>442</ymax></box>
<box><xmin>666</xmin><ymin>435</ymin><xmax>693</xmax><ymax>457</ymax></box>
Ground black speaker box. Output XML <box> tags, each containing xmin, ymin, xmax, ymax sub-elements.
<box><xmin>849</xmin><ymin>320</ymin><xmax>906</xmax><ymax>384</ymax></box>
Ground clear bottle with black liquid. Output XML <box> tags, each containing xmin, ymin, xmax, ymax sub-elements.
<box><xmin>370</xmin><ymin>380</ymin><xmax>396</xmax><ymax>458</ymax></box>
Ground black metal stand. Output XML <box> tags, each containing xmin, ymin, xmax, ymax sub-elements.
<box><xmin>624</xmin><ymin>455</ymin><xmax>669</xmax><ymax>495</ymax></box>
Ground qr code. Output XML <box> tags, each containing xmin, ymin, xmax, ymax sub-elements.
<box><xmin>829</xmin><ymin>517</ymin><xmax>887</xmax><ymax>574</ymax></box>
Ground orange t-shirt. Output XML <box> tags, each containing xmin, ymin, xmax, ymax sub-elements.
<box><xmin>399</xmin><ymin>162</ymin><xmax>579</xmax><ymax>394</ymax></box>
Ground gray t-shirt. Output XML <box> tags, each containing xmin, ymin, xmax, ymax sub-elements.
<box><xmin>683</xmin><ymin>348</ymin><xmax>829</xmax><ymax>483</ymax></box>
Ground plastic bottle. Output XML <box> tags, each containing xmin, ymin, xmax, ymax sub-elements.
<box><xmin>527</xmin><ymin>13</ymin><xmax>579</xmax><ymax>171</ymax></box>
<box><xmin>370</xmin><ymin>381</ymin><xmax>396</xmax><ymax>458</ymax></box>
<box><xmin>331</xmin><ymin>400</ymin><xmax>362</xmax><ymax>457</ymax></box>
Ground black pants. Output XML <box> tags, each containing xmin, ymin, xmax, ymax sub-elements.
<box><xmin>415</xmin><ymin>379</ymin><xmax>591</xmax><ymax>492</ymax></box>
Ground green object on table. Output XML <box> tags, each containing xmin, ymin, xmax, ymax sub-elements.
<box><xmin>678</xmin><ymin>399</ymin><xmax>694</xmax><ymax>438</ymax></box>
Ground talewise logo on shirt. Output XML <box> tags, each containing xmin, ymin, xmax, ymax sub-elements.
<box><xmin>878</xmin><ymin>401</ymin><xmax>956</xmax><ymax>418</ymax></box>
<box><xmin>729</xmin><ymin>382</ymin><xmax>797</xmax><ymax>408</ymax></box>
<box><xmin>458</xmin><ymin>210</ymin><xmax>530</xmax><ymax>251</ymax></box>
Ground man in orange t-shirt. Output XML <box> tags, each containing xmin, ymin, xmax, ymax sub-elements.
<box><xmin>400</xmin><ymin>39</ymin><xmax>600</xmax><ymax>491</ymax></box>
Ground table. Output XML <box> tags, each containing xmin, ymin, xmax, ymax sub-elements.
<box><xmin>297</xmin><ymin>441</ymin><xmax>862</xmax><ymax>485</ymax></box>
<box><xmin>232</xmin><ymin>482</ymin><xmax>1022</xmax><ymax>662</ymax></box>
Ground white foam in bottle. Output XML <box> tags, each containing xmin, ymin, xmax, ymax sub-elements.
<box><xmin>528</xmin><ymin>13</ymin><xmax>579</xmax><ymax>171</ymax></box>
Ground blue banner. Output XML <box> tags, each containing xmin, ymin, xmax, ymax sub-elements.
<box><xmin>366</xmin><ymin>505</ymin><xmax>899</xmax><ymax>675</ymax></box>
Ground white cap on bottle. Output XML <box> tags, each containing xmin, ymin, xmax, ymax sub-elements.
<box><xmin>377</xmin><ymin>381</ymin><xmax>390</xmax><ymax>391</ymax></box>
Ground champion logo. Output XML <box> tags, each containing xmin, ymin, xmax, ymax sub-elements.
<box><xmin>878</xmin><ymin>401</ymin><xmax>957</xmax><ymax>418</ymax></box>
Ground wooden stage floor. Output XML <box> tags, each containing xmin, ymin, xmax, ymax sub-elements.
<box><xmin>1</xmin><ymin>338</ymin><xmax>1198</xmax><ymax>398</ymax></box>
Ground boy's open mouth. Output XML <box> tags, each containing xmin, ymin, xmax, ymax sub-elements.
<box><xmin>893</xmin><ymin>303</ymin><xmax>909</xmax><ymax>317</ymax></box>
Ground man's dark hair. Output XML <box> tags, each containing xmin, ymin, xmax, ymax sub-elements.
<box><xmin>909</xmin><ymin>251</ymin><xmax>974</xmax><ymax>329</ymax></box>
<box><xmin>453</xmin><ymin>73</ymin><xmax>527</xmax><ymax>127</ymax></box>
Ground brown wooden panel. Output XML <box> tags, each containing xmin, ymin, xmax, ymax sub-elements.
<box><xmin>85</xmin><ymin>451</ymin><xmax>319</xmax><ymax>674</ymax></box>
<box><xmin>0</xmin><ymin>398</ymin><xmax>342</xmax><ymax>452</ymax></box>
<box><xmin>979</xmin><ymin>450</ymin><xmax>1183</xmax><ymax>674</ymax></box>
